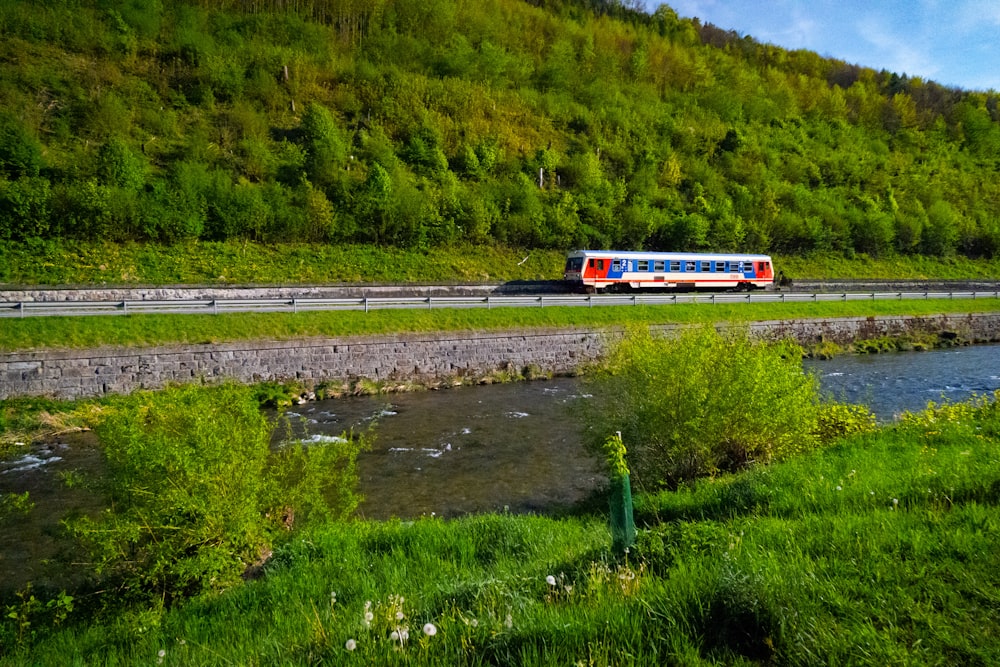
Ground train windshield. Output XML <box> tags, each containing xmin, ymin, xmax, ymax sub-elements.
<box><xmin>564</xmin><ymin>257</ymin><xmax>584</xmax><ymax>272</ymax></box>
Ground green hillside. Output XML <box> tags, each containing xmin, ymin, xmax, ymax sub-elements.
<box><xmin>2</xmin><ymin>0</ymin><xmax>1000</xmax><ymax>264</ymax></box>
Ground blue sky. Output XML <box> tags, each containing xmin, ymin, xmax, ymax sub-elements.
<box><xmin>642</xmin><ymin>1</ymin><xmax>1000</xmax><ymax>92</ymax></box>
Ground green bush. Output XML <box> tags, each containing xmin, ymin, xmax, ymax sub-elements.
<box><xmin>587</xmin><ymin>326</ymin><xmax>821</xmax><ymax>488</ymax></box>
<box><xmin>66</xmin><ymin>382</ymin><xmax>368</xmax><ymax>607</ymax></box>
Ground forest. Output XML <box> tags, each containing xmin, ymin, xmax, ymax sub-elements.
<box><xmin>2</xmin><ymin>0</ymin><xmax>1000</xmax><ymax>259</ymax></box>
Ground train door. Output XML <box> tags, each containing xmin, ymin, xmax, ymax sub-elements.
<box><xmin>583</xmin><ymin>257</ymin><xmax>610</xmax><ymax>280</ymax></box>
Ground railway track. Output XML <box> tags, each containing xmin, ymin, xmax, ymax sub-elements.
<box><xmin>2</xmin><ymin>281</ymin><xmax>1000</xmax><ymax>318</ymax></box>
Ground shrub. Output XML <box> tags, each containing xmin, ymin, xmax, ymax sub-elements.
<box><xmin>586</xmin><ymin>326</ymin><xmax>821</xmax><ymax>488</ymax></box>
<box><xmin>66</xmin><ymin>382</ymin><xmax>368</xmax><ymax>607</ymax></box>
<box><xmin>813</xmin><ymin>402</ymin><xmax>878</xmax><ymax>442</ymax></box>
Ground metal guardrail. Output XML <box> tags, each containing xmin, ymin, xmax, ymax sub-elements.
<box><xmin>1</xmin><ymin>291</ymin><xmax>999</xmax><ymax>318</ymax></box>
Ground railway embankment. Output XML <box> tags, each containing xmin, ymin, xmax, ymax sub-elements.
<box><xmin>3</xmin><ymin>312</ymin><xmax>999</xmax><ymax>400</ymax></box>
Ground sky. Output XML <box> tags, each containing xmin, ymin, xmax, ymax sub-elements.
<box><xmin>643</xmin><ymin>1</ymin><xmax>1000</xmax><ymax>92</ymax></box>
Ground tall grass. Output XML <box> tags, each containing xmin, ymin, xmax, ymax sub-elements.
<box><xmin>6</xmin><ymin>393</ymin><xmax>1000</xmax><ymax>664</ymax></box>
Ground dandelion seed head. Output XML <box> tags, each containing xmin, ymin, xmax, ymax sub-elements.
<box><xmin>345</xmin><ymin>639</ymin><xmax>357</xmax><ymax>652</ymax></box>
<box><xmin>545</xmin><ymin>575</ymin><xmax>556</xmax><ymax>586</ymax></box>
<box><xmin>395</xmin><ymin>610</ymin><xmax>405</xmax><ymax>621</ymax></box>
<box><xmin>423</xmin><ymin>622</ymin><xmax>437</xmax><ymax>637</ymax></box>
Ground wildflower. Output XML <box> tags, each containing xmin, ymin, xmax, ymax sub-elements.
<box><xmin>423</xmin><ymin>622</ymin><xmax>437</xmax><ymax>637</ymax></box>
<box><xmin>396</xmin><ymin>610</ymin><xmax>405</xmax><ymax>621</ymax></box>
<box><xmin>390</xmin><ymin>631</ymin><xmax>399</xmax><ymax>642</ymax></box>
<box><xmin>331</xmin><ymin>591</ymin><xmax>337</xmax><ymax>605</ymax></box>
<box><xmin>345</xmin><ymin>639</ymin><xmax>357</xmax><ymax>652</ymax></box>
<box><xmin>157</xmin><ymin>649</ymin><xmax>166</xmax><ymax>664</ymax></box>
<box><xmin>836</xmin><ymin>485</ymin><xmax>842</xmax><ymax>491</ymax></box>
<box><xmin>364</xmin><ymin>611</ymin><xmax>374</xmax><ymax>627</ymax></box>
<box><xmin>545</xmin><ymin>575</ymin><xmax>556</xmax><ymax>586</ymax></box>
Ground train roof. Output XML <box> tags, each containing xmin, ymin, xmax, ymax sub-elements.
<box><xmin>567</xmin><ymin>250</ymin><xmax>772</xmax><ymax>260</ymax></box>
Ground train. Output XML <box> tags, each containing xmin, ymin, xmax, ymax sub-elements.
<box><xmin>563</xmin><ymin>250</ymin><xmax>775</xmax><ymax>293</ymax></box>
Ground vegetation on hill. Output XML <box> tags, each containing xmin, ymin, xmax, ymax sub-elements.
<box><xmin>2</xmin><ymin>0</ymin><xmax>1000</xmax><ymax>267</ymax></box>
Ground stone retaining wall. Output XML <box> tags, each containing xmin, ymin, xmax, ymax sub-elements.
<box><xmin>3</xmin><ymin>313</ymin><xmax>999</xmax><ymax>400</ymax></box>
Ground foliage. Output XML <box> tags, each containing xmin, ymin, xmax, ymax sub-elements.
<box><xmin>8</xmin><ymin>392</ymin><xmax>1000</xmax><ymax>664</ymax></box>
<box><xmin>0</xmin><ymin>0</ymin><xmax>998</xmax><ymax>257</ymax></box>
<box><xmin>813</xmin><ymin>402</ymin><xmax>879</xmax><ymax>441</ymax></box>
<box><xmin>64</xmin><ymin>382</ymin><xmax>368</xmax><ymax>608</ymax></box>
<box><xmin>587</xmin><ymin>326</ymin><xmax>821</xmax><ymax>487</ymax></box>
<box><xmin>600</xmin><ymin>431</ymin><xmax>629</xmax><ymax>480</ymax></box>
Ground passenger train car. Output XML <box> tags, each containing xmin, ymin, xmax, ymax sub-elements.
<box><xmin>563</xmin><ymin>250</ymin><xmax>774</xmax><ymax>293</ymax></box>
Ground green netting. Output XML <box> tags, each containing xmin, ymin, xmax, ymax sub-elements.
<box><xmin>609</xmin><ymin>473</ymin><xmax>636</xmax><ymax>554</ymax></box>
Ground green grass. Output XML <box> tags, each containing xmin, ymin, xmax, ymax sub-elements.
<box><xmin>3</xmin><ymin>241</ymin><xmax>1000</xmax><ymax>287</ymax></box>
<box><xmin>6</xmin><ymin>397</ymin><xmax>999</xmax><ymax>665</ymax></box>
<box><xmin>0</xmin><ymin>241</ymin><xmax>566</xmax><ymax>286</ymax></box>
<box><xmin>3</xmin><ymin>298</ymin><xmax>1000</xmax><ymax>352</ymax></box>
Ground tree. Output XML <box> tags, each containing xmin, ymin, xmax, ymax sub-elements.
<box><xmin>0</xmin><ymin>113</ymin><xmax>43</xmax><ymax>178</ymax></box>
<box><xmin>300</xmin><ymin>102</ymin><xmax>350</xmax><ymax>187</ymax></box>
<box><xmin>97</xmin><ymin>137</ymin><xmax>146</xmax><ymax>191</ymax></box>
<box><xmin>66</xmin><ymin>383</ymin><xmax>368</xmax><ymax>607</ymax></box>
<box><xmin>586</xmin><ymin>327</ymin><xmax>820</xmax><ymax>489</ymax></box>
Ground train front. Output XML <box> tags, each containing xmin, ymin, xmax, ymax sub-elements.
<box><xmin>563</xmin><ymin>251</ymin><xmax>586</xmax><ymax>290</ymax></box>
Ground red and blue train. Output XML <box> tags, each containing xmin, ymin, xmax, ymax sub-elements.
<box><xmin>563</xmin><ymin>250</ymin><xmax>775</xmax><ymax>293</ymax></box>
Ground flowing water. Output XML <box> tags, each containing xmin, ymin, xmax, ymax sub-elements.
<box><xmin>2</xmin><ymin>344</ymin><xmax>999</xmax><ymax>594</ymax></box>
<box><xmin>803</xmin><ymin>343</ymin><xmax>1000</xmax><ymax>421</ymax></box>
<box><xmin>283</xmin><ymin>379</ymin><xmax>602</xmax><ymax>521</ymax></box>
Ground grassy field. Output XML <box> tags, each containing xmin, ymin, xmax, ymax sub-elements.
<box><xmin>3</xmin><ymin>298</ymin><xmax>1000</xmax><ymax>352</ymax></box>
<box><xmin>4</xmin><ymin>396</ymin><xmax>998</xmax><ymax>665</ymax></box>
<box><xmin>4</xmin><ymin>240</ymin><xmax>1000</xmax><ymax>286</ymax></box>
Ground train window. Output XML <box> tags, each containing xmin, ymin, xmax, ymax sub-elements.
<box><xmin>612</xmin><ymin>259</ymin><xmax>622</xmax><ymax>272</ymax></box>
<box><xmin>714</xmin><ymin>261</ymin><xmax>726</xmax><ymax>272</ymax></box>
<box><xmin>670</xmin><ymin>261</ymin><xmax>681</xmax><ymax>272</ymax></box>
<box><xmin>700</xmin><ymin>261</ymin><xmax>711</xmax><ymax>272</ymax></box>
<box><xmin>637</xmin><ymin>260</ymin><xmax>649</xmax><ymax>271</ymax></box>
<box><xmin>597</xmin><ymin>259</ymin><xmax>605</xmax><ymax>271</ymax></box>
<box><xmin>654</xmin><ymin>260</ymin><xmax>665</xmax><ymax>271</ymax></box>
<box><xmin>588</xmin><ymin>259</ymin><xmax>595</xmax><ymax>268</ymax></box>
<box><xmin>685</xmin><ymin>261</ymin><xmax>696</xmax><ymax>271</ymax></box>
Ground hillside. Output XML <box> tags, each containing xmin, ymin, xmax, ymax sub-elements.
<box><xmin>1</xmin><ymin>0</ymin><xmax>999</xmax><ymax>262</ymax></box>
